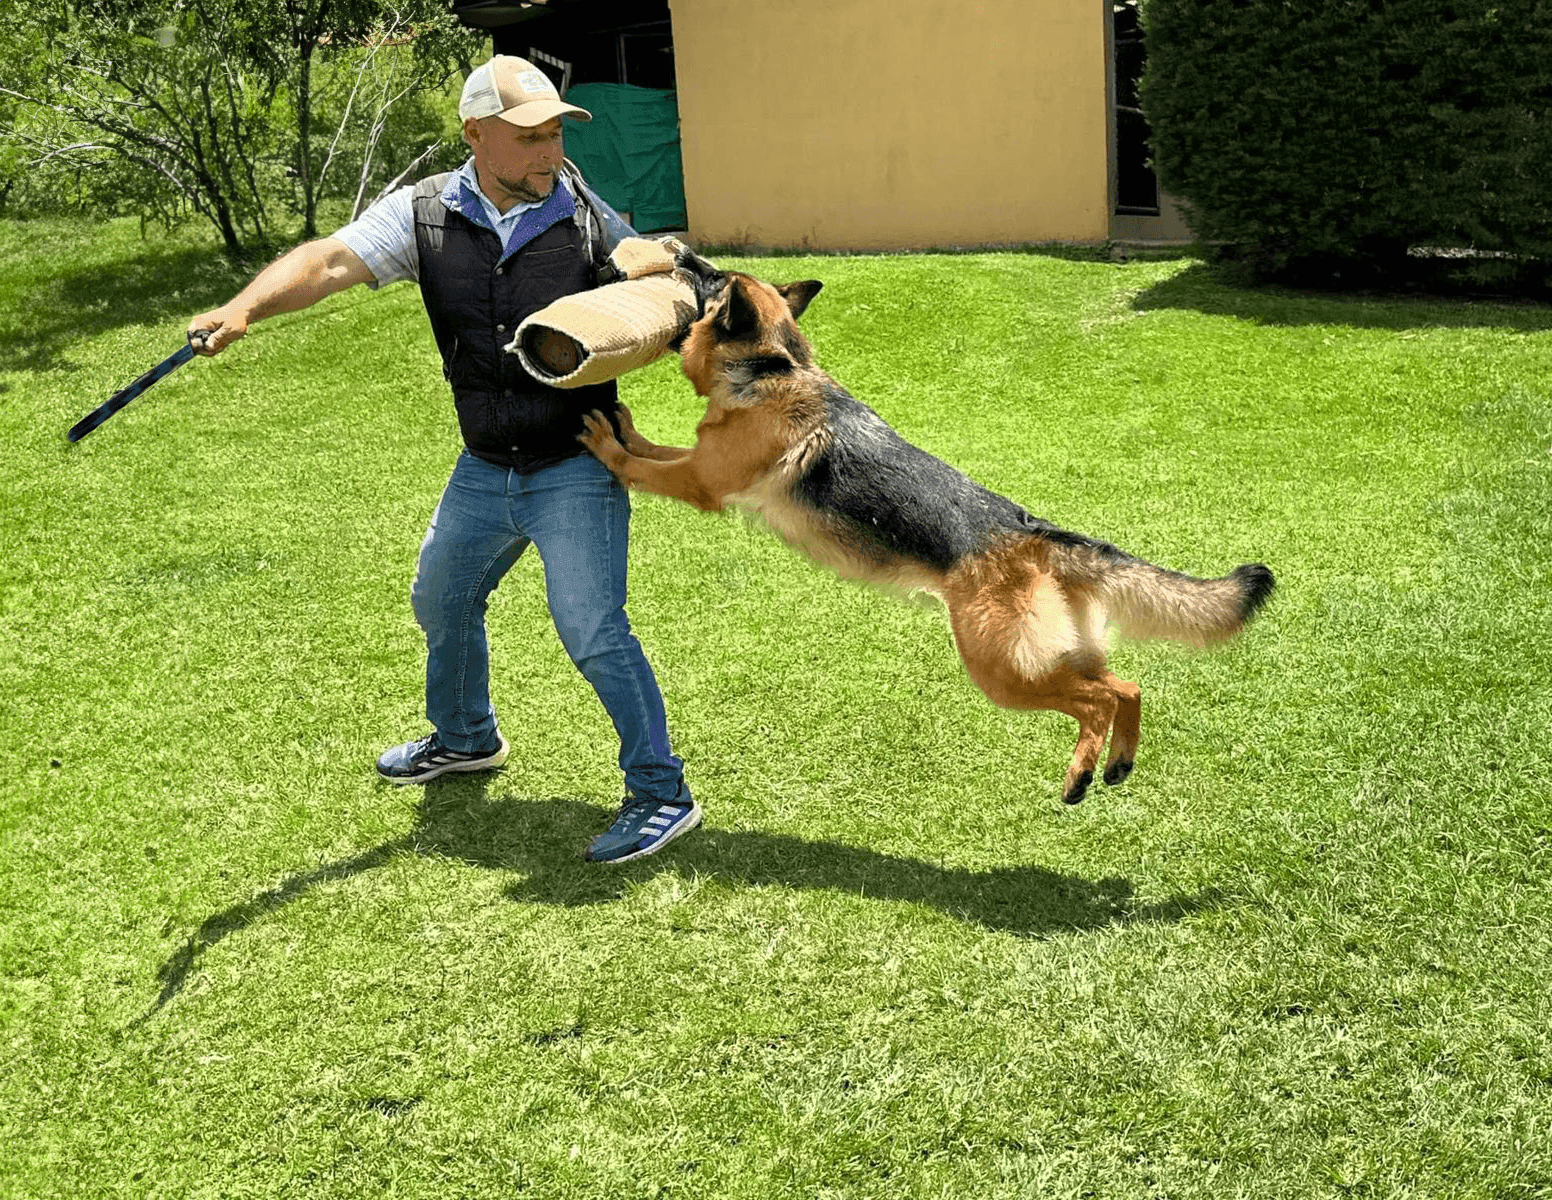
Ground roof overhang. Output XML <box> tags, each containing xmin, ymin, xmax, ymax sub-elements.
<box><xmin>451</xmin><ymin>1</ymin><xmax>552</xmax><ymax>29</ymax></box>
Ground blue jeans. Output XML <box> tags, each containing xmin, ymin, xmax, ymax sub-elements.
<box><xmin>411</xmin><ymin>450</ymin><xmax>685</xmax><ymax>802</ymax></box>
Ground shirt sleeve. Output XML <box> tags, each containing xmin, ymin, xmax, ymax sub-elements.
<box><xmin>331</xmin><ymin>185</ymin><xmax>419</xmax><ymax>289</ymax></box>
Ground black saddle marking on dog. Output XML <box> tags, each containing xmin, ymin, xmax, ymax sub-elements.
<box><xmin>792</xmin><ymin>382</ymin><xmax>1121</xmax><ymax>572</ymax></box>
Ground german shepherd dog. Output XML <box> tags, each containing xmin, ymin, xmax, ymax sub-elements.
<box><xmin>578</xmin><ymin>255</ymin><xmax>1274</xmax><ymax>804</ymax></box>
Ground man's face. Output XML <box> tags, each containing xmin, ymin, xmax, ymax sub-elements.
<box><xmin>468</xmin><ymin>115</ymin><xmax>563</xmax><ymax>206</ymax></box>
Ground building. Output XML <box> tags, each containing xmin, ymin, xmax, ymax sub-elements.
<box><xmin>451</xmin><ymin>0</ymin><xmax>1189</xmax><ymax>249</ymax></box>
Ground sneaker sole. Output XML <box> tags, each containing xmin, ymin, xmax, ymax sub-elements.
<box><xmin>592</xmin><ymin>804</ymin><xmax>702</xmax><ymax>864</ymax></box>
<box><xmin>378</xmin><ymin>737</ymin><xmax>509</xmax><ymax>785</ymax></box>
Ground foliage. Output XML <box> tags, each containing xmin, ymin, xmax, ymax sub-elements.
<box><xmin>0</xmin><ymin>0</ymin><xmax>480</xmax><ymax>254</ymax></box>
<box><xmin>280</xmin><ymin>1</ymin><xmax>480</xmax><ymax>236</ymax></box>
<box><xmin>1139</xmin><ymin>0</ymin><xmax>1552</xmax><ymax>283</ymax></box>
<box><xmin>4</xmin><ymin>218</ymin><xmax>1552</xmax><ymax>1196</ymax></box>
<box><xmin>305</xmin><ymin>30</ymin><xmax>473</xmax><ymax>224</ymax></box>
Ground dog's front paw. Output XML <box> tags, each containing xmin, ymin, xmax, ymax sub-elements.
<box><xmin>578</xmin><ymin>409</ymin><xmax>627</xmax><ymax>469</ymax></box>
<box><xmin>614</xmin><ymin>404</ymin><xmax>649</xmax><ymax>454</ymax></box>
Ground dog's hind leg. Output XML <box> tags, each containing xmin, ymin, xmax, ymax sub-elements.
<box><xmin>965</xmin><ymin>661</ymin><xmax>1121</xmax><ymax>805</ymax></box>
<box><xmin>943</xmin><ymin>563</ymin><xmax>1117</xmax><ymax>804</ymax></box>
<box><xmin>1032</xmin><ymin>669</ymin><xmax>1121</xmax><ymax>804</ymax></box>
<box><xmin>1101</xmin><ymin>672</ymin><xmax>1141</xmax><ymax>787</ymax></box>
<box><xmin>1061</xmin><ymin>594</ymin><xmax>1139</xmax><ymax>792</ymax></box>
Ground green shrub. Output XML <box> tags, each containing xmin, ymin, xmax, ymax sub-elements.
<box><xmin>1139</xmin><ymin>0</ymin><xmax>1552</xmax><ymax>283</ymax></box>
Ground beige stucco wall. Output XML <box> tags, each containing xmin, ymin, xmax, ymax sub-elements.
<box><xmin>667</xmin><ymin>0</ymin><xmax>1110</xmax><ymax>251</ymax></box>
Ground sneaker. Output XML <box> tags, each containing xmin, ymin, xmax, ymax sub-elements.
<box><xmin>376</xmin><ymin>731</ymin><xmax>509</xmax><ymax>785</ymax></box>
<box><xmin>585</xmin><ymin>792</ymin><xmax>701</xmax><ymax>864</ymax></box>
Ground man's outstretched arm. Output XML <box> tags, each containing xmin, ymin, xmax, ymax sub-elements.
<box><xmin>188</xmin><ymin>237</ymin><xmax>376</xmax><ymax>356</ymax></box>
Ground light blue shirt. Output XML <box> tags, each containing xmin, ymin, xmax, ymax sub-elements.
<box><xmin>333</xmin><ymin>159</ymin><xmax>631</xmax><ymax>288</ymax></box>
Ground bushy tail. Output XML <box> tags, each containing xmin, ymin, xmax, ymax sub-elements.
<box><xmin>1055</xmin><ymin>543</ymin><xmax>1275</xmax><ymax>647</ymax></box>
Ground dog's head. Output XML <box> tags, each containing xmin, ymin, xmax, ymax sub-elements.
<box><xmin>678</xmin><ymin>267</ymin><xmax>823</xmax><ymax>397</ymax></box>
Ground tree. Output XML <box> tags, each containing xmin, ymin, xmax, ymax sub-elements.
<box><xmin>0</xmin><ymin>0</ymin><xmax>479</xmax><ymax>255</ymax></box>
<box><xmin>246</xmin><ymin>0</ymin><xmax>478</xmax><ymax>239</ymax></box>
<box><xmin>306</xmin><ymin>12</ymin><xmax>474</xmax><ymax>225</ymax></box>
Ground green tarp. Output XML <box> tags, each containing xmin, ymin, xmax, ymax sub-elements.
<box><xmin>563</xmin><ymin>83</ymin><xmax>687</xmax><ymax>234</ymax></box>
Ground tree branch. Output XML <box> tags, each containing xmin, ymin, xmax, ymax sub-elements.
<box><xmin>355</xmin><ymin>140</ymin><xmax>438</xmax><ymax>220</ymax></box>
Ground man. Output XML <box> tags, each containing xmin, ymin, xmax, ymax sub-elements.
<box><xmin>187</xmin><ymin>57</ymin><xmax>698</xmax><ymax>864</ymax></box>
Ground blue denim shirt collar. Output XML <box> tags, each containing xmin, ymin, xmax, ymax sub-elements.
<box><xmin>440</xmin><ymin>160</ymin><xmax>577</xmax><ymax>265</ymax></box>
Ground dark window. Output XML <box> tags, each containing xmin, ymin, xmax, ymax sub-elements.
<box><xmin>1113</xmin><ymin>0</ymin><xmax>1159</xmax><ymax>216</ymax></box>
<box><xmin>490</xmin><ymin>1</ymin><xmax>676</xmax><ymax>90</ymax></box>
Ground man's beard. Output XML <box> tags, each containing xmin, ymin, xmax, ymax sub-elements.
<box><xmin>495</xmin><ymin>171</ymin><xmax>553</xmax><ymax>203</ymax></box>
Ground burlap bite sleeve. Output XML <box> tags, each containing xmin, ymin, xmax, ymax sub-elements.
<box><xmin>506</xmin><ymin>269</ymin><xmax>700</xmax><ymax>389</ymax></box>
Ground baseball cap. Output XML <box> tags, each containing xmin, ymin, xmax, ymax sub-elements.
<box><xmin>459</xmin><ymin>56</ymin><xmax>591</xmax><ymax>127</ymax></box>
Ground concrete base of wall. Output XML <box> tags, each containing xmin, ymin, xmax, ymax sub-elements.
<box><xmin>1109</xmin><ymin>192</ymin><xmax>1192</xmax><ymax>242</ymax></box>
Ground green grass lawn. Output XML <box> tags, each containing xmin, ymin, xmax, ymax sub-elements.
<box><xmin>3</xmin><ymin>216</ymin><xmax>1551</xmax><ymax>1199</ymax></box>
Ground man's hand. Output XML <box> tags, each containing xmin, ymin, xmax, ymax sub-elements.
<box><xmin>186</xmin><ymin>305</ymin><xmax>250</xmax><ymax>357</ymax></box>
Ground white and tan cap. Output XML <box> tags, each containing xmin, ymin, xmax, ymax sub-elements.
<box><xmin>459</xmin><ymin>56</ymin><xmax>591</xmax><ymax>127</ymax></box>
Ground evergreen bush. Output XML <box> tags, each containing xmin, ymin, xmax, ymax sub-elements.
<box><xmin>1140</xmin><ymin>0</ymin><xmax>1552</xmax><ymax>284</ymax></box>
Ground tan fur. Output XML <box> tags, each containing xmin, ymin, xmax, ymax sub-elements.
<box><xmin>579</xmin><ymin>271</ymin><xmax>1266</xmax><ymax>803</ymax></box>
<box><xmin>1052</xmin><ymin>546</ymin><xmax>1248</xmax><ymax>647</ymax></box>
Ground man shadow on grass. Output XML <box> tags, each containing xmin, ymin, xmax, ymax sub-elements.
<box><xmin>137</xmin><ymin>774</ymin><xmax>1222</xmax><ymax>1026</ymax></box>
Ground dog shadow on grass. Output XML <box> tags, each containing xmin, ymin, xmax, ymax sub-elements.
<box><xmin>137</xmin><ymin>774</ymin><xmax>1220</xmax><ymax>1026</ymax></box>
<box><xmin>493</xmin><ymin>796</ymin><xmax>1220</xmax><ymax>938</ymax></box>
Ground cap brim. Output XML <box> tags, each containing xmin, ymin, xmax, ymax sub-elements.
<box><xmin>496</xmin><ymin>99</ymin><xmax>592</xmax><ymax>126</ymax></box>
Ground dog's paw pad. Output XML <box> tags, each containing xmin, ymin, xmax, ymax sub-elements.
<box><xmin>1062</xmin><ymin>769</ymin><xmax>1094</xmax><ymax>805</ymax></box>
<box><xmin>1103</xmin><ymin>759</ymin><xmax>1134</xmax><ymax>787</ymax></box>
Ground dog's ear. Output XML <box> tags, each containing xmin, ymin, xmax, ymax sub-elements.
<box><xmin>715</xmin><ymin>277</ymin><xmax>760</xmax><ymax>341</ymax></box>
<box><xmin>776</xmin><ymin>280</ymin><xmax>823</xmax><ymax>321</ymax></box>
<box><xmin>674</xmin><ymin>245</ymin><xmax>723</xmax><ymax>281</ymax></box>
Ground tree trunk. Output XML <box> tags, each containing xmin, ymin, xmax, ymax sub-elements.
<box><xmin>211</xmin><ymin>187</ymin><xmax>244</xmax><ymax>256</ymax></box>
<box><xmin>298</xmin><ymin>42</ymin><xmax>317</xmax><ymax>239</ymax></box>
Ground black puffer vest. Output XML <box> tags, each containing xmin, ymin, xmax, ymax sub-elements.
<box><xmin>412</xmin><ymin>172</ymin><xmax>619</xmax><ymax>472</ymax></box>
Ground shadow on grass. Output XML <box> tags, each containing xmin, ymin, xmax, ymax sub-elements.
<box><xmin>134</xmin><ymin>775</ymin><xmax>1222</xmax><ymax>1027</ymax></box>
<box><xmin>1133</xmin><ymin>262</ymin><xmax>1552</xmax><ymax>333</ymax></box>
<box><xmin>129</xmin><ymin>835</ymin><xmax>417</xmax><ymax>1030</ymax></box>
<box><xmin>0</xmin><ymin>243</ymin><xmax>250</xmax><ymax>374</ymax></box>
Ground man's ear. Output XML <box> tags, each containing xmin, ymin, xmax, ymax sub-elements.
<box><xmin>776</xmin><ymin>280</ymin><xmax>823</xmax><ymax>321</ymax></box>
<box><xmin>715</xmin><ymin>278</ymin><xmax>759</xmax><ymax>340</ymax></box>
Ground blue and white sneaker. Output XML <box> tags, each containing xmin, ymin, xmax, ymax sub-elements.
<box><xmin>376</xmin><ymin>732</ymin><xmax>509</xmax><ymax>785</ymax></box>
<box><xmin>585</xmin><ymin>791</ymin><xmax>701</xmax><ymax>863</ymax></box>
